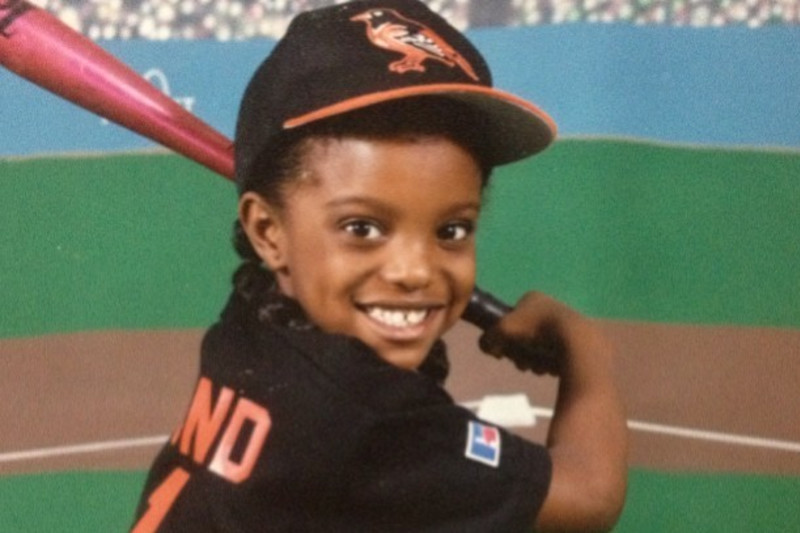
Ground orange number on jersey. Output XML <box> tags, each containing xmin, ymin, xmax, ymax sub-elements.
<box><xmin>131</xmin><ymin>467</ymin><xmax>191</xmax><ymax>533</ymax></box>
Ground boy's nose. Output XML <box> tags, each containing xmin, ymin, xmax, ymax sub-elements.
<box><xmin>381</xmin><ymin>242</ymin><xmax>433</xmax><ymax>290</ymax></box>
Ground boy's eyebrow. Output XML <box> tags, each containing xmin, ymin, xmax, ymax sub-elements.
<box><xmin>324</xmin><ymin>195</ymin><xmax>482</xmax><ymax>214</ymax></box>
<box><xmin>324</xmin><ymin>196</ymin><xmax>394</xmax><ymax>214</ymax></box>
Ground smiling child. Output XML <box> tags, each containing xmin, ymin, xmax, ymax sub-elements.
<box><xmin>132</xmin><ymin>1</ymin><xmax>627</xmax><ymax>532</ymax></box>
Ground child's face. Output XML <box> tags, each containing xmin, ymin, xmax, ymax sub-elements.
<box><xmin>250</xmin><ymin>136</ymin><xmax>482</xmax><ymax>370</ymax></box>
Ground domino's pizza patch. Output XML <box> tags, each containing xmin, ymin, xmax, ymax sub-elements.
<box><xmin>465</xmin><ymin>421</ymin><xmax>501</xmax><ymax>467</ymax></box>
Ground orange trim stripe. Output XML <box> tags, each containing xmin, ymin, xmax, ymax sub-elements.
<box><xmin>283</xmin><ymin>84</ymin><xmax>558</xmax><ymax>138</ymax></box>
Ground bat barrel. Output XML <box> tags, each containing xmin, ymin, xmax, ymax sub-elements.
<box><xmin>0</xmin><ymin>2</ymin><xmax>234</xmax><ymax>179</ymax></box>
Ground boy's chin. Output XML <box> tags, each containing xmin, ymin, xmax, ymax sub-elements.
<box><xmin>371</xmin><ymin>343</ymin><xmax>433</xmax><ymax>372</ymax></box>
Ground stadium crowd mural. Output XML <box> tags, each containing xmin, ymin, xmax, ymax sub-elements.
<box><xmin>31</xmin><ymin>0</ymin><xmax>800</xmax><ymax>40</ymax></box>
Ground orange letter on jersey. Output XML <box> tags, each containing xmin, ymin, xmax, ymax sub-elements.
<box><xmin>176</xmin><ymin>377</ymin><xmax>235</xmax><ymax>463</ymax></box>
<box><xmin>209</xmin><ymin>397</ymin><xmax>271</xmax><ymax>484</ymax></box>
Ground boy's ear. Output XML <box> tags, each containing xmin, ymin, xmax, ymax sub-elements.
<box><xmin>238</xmin><ymin>192</ymin><xmax>288</xmax><ymax>271</ymax></box>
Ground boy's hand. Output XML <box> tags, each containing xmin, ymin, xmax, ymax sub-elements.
<box><xmin>477</xmin><ymin>292</ymin><xmax>583</xmax><ymax>376</ymax></box>
<box><xmin>480</xmin><ymin>292</ymin><xmax>629</xmax><ymax>531</ymax></box>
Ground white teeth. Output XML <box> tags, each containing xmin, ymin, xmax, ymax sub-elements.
<box><xmin>367</xmin><ymin>307</ymin><xmax>428</xmax><ymax>328</ymax></box>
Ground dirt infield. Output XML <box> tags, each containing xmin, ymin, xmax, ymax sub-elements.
<box><xmin>2</xmin><ymin>320</ymin><xmax>798</xmax><ymax>477</ymax></box>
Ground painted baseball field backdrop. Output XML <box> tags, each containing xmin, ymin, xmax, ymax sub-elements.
<box><xmin>1</xmin><ymin>1</ymin><xmax>798</xmax><ymax>531</ymax></box>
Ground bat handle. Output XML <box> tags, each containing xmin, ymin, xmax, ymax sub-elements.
<box><xmin>462</xmin><ymin>286</ymin><xmax>512</xmax><ymax>331</ymax></box>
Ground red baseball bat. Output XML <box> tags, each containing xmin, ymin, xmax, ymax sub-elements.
<box><xmin>0</xmin><ymin>0</ymin><xmax>234</xmax><ymax>178</ymax></box>
<box><xmin>0</xmin><ymin>0</ymin><xmax>509</xmax><ymax>331</ymax></box>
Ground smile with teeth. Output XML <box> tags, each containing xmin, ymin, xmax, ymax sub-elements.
<box><xmin>365</xmin><ymin>306</ymin><xmax>431</xmax><ymax>329</ymax></box>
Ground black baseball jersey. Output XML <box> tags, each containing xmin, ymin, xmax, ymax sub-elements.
<box><xmin>132</xmin><ymin>291</ymin><xmax>552</xmax><ymax>532</ymax></box>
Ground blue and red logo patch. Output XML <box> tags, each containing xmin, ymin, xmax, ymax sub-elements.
<box><xmin>465</xmin><ymin>421</ymin><xmax>501</xmax><ymax>467</ymax></box>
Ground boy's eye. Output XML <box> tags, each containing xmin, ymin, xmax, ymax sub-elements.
<box><xmin>343</xmin><ymin>220</ymin><xmax>383</xmax><ymax>240</ymax></box>
<box><xmin>437</xmin><ymin>221</ymin><xmax>474</xmax><ymax>242</ymax></box>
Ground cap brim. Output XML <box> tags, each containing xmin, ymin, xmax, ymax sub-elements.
<box><xmin>283</xmin><ymin>84</ymin><xmax>557</xmax><ymax>166</ymax></box>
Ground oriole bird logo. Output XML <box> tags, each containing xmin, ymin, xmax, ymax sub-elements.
<box><xmin>350</xmin><ymin>8</ymin><xmax>480</xmax><ymax>81</ymax></box>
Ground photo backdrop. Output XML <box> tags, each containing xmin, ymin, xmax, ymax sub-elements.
<box><xmin>2</xmin><ymin>1</ymin><xmax>799</xmax><ymax>530</ymax></box>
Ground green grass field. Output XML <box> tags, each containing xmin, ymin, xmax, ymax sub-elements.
<box><xmin>0</xmin><ymin>469</ymin><xmax>798</xmax><ymax>532</ymax></box>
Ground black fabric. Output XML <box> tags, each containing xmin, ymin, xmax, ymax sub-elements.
<box><xmin>132</xmin><ymin>291</ymin><xmax>552</xmax><ymax>532</ymax></box>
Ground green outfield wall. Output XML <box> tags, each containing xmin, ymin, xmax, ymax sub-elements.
<box><xmin>3</xmin><ymin>139</ymin><xmax>798</xmax><ymax>339</ymax></box>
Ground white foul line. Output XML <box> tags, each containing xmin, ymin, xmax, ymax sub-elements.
<box><xmin>531</xmin><ymin>408</ymin><xmax>800</xmax><ymax>453</ymax></box>
<box><xmin>0</xmin><ymin>435</ymin><xmax>168</xmax><ymax>464</ymax></box>
<box><xmin>626</xmin><ymin>419</ymin><xmax>800</xmax><ymax>453</ymax></box>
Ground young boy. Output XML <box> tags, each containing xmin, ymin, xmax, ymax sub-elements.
<box><xmin>132</xmin><ymin>1</ymin><xmax>627</xmax><ymax>531</ymax></box>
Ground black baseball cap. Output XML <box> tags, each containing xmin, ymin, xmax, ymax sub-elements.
<box><xmin>235</xmin><ymin>0</ymin><xmax>557</xmax><ymax>189</ymax></box>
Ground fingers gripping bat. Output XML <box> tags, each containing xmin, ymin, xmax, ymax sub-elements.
<box><xmin>0</xmin><ymin>0</ymin><xmax>509</xmax><ymax>330</ymax></box>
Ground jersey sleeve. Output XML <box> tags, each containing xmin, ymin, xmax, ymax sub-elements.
<box><xmin>343</xmin><ymin>402</ymin><xmax>552</xmax><ymax>532</ymax></box>
<box><xmin>278</xmin><ymin>326</ymin><xmax>554</xmax><ymax>532</ymax></box>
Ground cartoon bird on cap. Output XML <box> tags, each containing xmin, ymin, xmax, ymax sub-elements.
<box><xmin>350</xmin><ymin>8</ymin><xmax>479</xmax><ymax>81</ymax></box>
